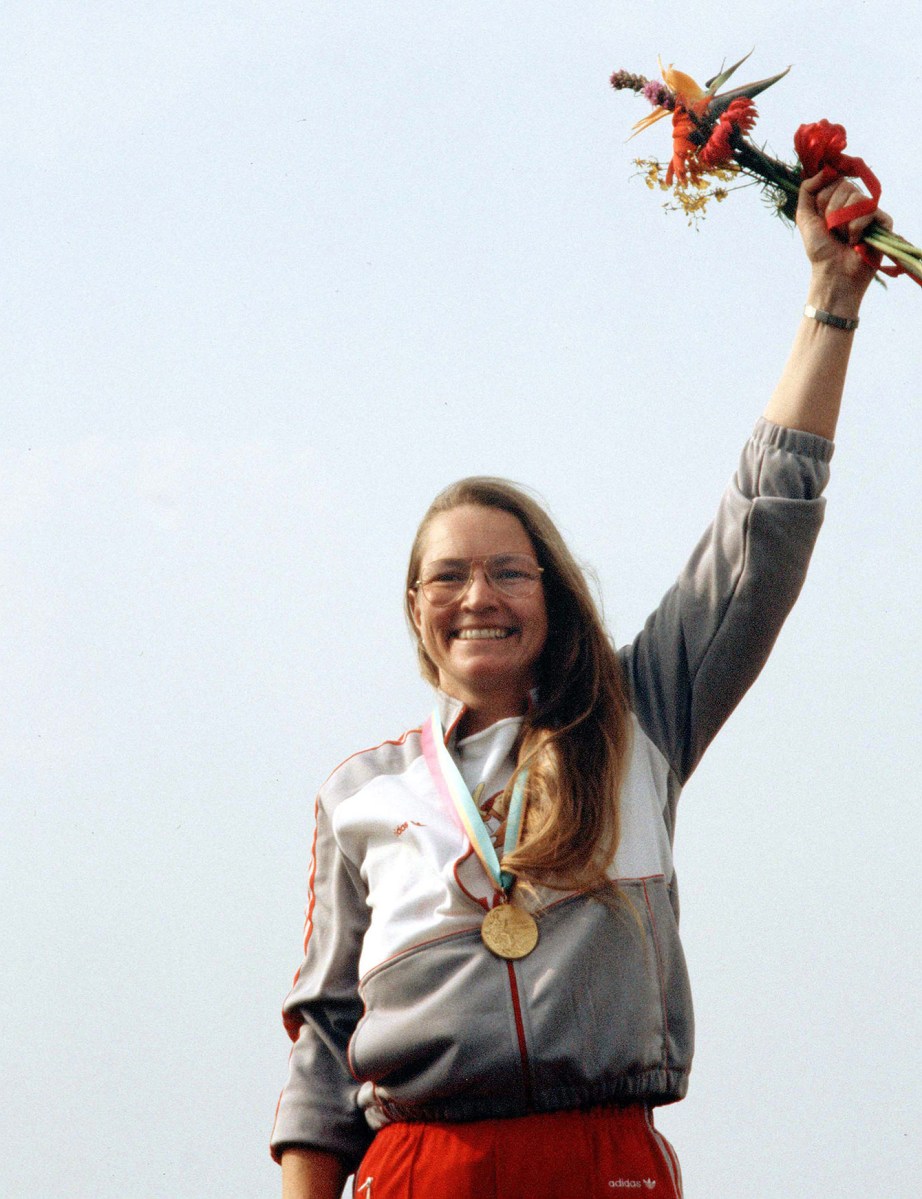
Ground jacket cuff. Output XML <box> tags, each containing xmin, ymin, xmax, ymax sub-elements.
<box><xmin>742</xmin><ymin>417</ymin><xmax>833</xmax><ymax>501</ymax></box>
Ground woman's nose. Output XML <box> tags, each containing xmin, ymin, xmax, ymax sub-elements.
<box><xmin>462</xmin><ymin>563</ymin><xmax>498</xmax><ymax>604</ymax></box>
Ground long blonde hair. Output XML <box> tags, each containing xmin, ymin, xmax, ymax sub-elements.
<box><xmin>405</xmin><ymin>478</ymin><xmax>632</xmax><ymax>893</ymax></box>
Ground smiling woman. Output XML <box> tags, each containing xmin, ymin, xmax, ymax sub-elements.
<box><xmin>403</xmin><ymin>480</ymin><xmax>631</xmax><ymax>903</ymax></box>
<box><xmin>272</xmin><ymin>170</ymin><xmax>886</xmax><ymax>1199</ymax></box>
<box><xmin>407</xmin><ymin>505</ymin><xmax>550</xmax><ymax>731</ymax></box>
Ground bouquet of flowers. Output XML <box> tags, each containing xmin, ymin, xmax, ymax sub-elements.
<box><xmin>610</xmin><ymin>52</ymin><xmax>922</xmax><ymax>287</ymax></box>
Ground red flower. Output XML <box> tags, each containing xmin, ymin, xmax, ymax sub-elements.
<box><xmin>727</xmin><ymin>97</ymin><xmax>758</xmax><ymax>132</ymax></box>
<box><xmin>700</xmin><ymin>98</ymin><xmax>758</xmax><ymax>168</ymax></box>
<box><xmin>794</xmin><ymin>119</ymin><xmax>902</xmax><ymax>279</ymax></box>
<box><xmin>666</xmin><ymin>105</ymin><xmax>701</xmax><ymax>184</ymax></box>
<box><xmin>794</xmin><ymin>119</ymin><xmax>849</xmax><ymax>177</ymax></box>
<box><xmin>793</xmin><ymin>119</ymin><xmax>882</xmax><ymax>223</ymax></box>
<box><xmin>794</xmin><ymin>121</ymin><xmax>880</xmax><ymax>221</ymax></box>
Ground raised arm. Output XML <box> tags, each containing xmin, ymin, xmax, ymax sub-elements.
<box><xmin>622</xmin><ymin>175</ymin><xmax>888</xmax><ymax>781</ymax></box>
<box><xmin>764</xmin><ymin>171</ymin><xmax>890</xmax><ymax>439</ymax></box>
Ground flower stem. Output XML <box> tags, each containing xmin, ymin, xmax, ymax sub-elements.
<box><xmin>731</xmin><ymin>139</ymin><xmax>800</xmax><ymax>218</ymax></box>
<box><xmin>866</xmin><ymin>231</ymin><xmax>922</xmax><ymax>278</ymax></box>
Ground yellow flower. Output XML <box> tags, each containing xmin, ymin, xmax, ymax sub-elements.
<box><xmin>630</xmin><ymin>58</ymin><xmax>707</xmax><ymax>138</ymax></box>
<box><xmin>659</xmin><ymin>60</ymin><xmax>707</xmax><ymax>104</ymax></box>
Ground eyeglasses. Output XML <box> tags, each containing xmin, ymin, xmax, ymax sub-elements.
<box><xmin>415</xmin><ymin>554</ymin><xmax>544</xmax><ymax>607</ymax></box>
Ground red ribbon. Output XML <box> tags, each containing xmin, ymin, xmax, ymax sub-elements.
<box><xmin>794</xmin><ymin>119</ymin><xmax>912</xmax><ymax>282</ymax></box>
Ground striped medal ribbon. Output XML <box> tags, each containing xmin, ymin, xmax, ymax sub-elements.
<box><xmin>421</xmin><ymin>708</ymin><xmax>539</xmax><ymax>959</ymax></box>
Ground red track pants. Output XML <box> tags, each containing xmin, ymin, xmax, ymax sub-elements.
<box><xmin>353</xmin><ymin>1104</ymin><xmax>682</xmax><ymax>1198</ymax></box>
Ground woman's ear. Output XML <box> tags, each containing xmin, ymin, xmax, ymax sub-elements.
<box><xmin>408</xmin><ymin>589</ymin><xmax>423</xmax><ymax>635</ymax></box>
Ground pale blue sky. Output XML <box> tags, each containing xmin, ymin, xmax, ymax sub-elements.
<box><xmin>3</xmin><ymin>4</ymin><xmax>920</xmax><ymax>1196</ymax></box>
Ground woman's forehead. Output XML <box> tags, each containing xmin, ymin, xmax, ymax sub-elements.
<box><xmin>421</xmin><ymin>505</ymin><xmax>533</xmax><ymax>560</ymax></box>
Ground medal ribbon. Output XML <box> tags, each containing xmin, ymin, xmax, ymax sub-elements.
<box><xmin>421</xmin><ymin>708</ymin><xmax>527</xmax><ymax>894</ymax></box>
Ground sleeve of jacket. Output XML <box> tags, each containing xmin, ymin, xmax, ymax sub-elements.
<box><xmin>620</xmin><ymin>417</ymin><xmax>834</xmax><ymax>786</ymax></box>
<box><xmin>270</xmin><ymin>788</ymin><xmax>373</xmax><ymax>1170</ymax></box>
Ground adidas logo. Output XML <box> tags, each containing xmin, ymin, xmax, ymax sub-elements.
<box><xmin>607</xmin><ymin>1182</ymin><xmax>656</xmax><ymax>1190</ymax></box>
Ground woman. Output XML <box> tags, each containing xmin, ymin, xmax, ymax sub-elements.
<box><xmin>272</xmin><ymin>173</ymin><xmax>885</xmax><ymax>1198</ymax></box>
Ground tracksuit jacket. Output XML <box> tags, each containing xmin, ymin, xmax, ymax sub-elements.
<box><xmin>271</xmin><ymin>418</ymin><xmax>833</xmax><ymax>1169</ymax></box>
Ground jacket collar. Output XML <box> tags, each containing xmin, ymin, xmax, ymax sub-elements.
<box><xmin>433</xmin><ymin>688</ymin><xmax>537</xmax><ymax>747</ymax></box>
<box><xmin>434</xmin><ymin>690</ymin><xmax>467</xmax><ymax>745</ymax></box>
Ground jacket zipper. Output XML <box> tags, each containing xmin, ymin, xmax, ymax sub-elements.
<box><xmin>504</xmin><ymin>958</ymin><xmax>535</xmax><ymax>1107</ymax></box>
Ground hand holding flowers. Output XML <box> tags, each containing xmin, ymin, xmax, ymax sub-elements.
<box><xmin>801</xmin><ymin>172</ymin><xmax>892</xmax><ymax>302</ymax></box>
<box><xmin>796</xmin><ymin>173</ymin><xmax>889</xmax><ymax>323</ymax></box>
<box><xmin>610</xmin><ymin>54</ymin><xmax>922</xmax><ymax>289</ymax></box>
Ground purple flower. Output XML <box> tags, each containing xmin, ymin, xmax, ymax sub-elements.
<box><xmin>609</xmin><ymin>69</ymin><xmax>649</xmax><ymax>93</ymax></box>
<box><xmin>643</xmin><ymin>80</ymin><xmax>675</xmax><ymax>110</ymax></box>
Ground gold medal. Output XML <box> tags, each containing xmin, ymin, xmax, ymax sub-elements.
<box><xmin>422</xmin><ymin>710</ymin><xmax>538</xmax><ymax>960</ymax></box>
<box><xmin>481</xmin><ymin>903</ymin><xmax>539</xmax><ymax>960</ymax></box>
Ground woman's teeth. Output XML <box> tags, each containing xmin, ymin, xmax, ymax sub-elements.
<box><xmin>454</xmin><ymin>628</ymin><xmax>513</xmax><ymax>640</ymax></box>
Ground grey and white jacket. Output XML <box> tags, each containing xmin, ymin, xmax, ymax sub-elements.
<box><xmin>270</xmin><ymin>418</ymin><xmax>833</xmax><ymax>1168</ymax></box>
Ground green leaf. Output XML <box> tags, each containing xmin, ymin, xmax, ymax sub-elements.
<box><xmin>704</xmin><ymin>49</ymin><xmax>753</xmax><ymax>96</ymax></box>
<box><xmin>706</xmin><ymin>66</ymin><xmax>792</xmax><ymax>117</ymax></box>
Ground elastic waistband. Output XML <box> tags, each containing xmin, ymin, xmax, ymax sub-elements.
<box><xmin>356</xmin><ymin>1103</ymin><xmax>683</xmax><ymax>1199</ymax></box>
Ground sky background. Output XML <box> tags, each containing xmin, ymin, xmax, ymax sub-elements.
<box><xmin>3</xmin><ymin>3</ymin><xmax>920</xmax><ymax>1196</ymax></box>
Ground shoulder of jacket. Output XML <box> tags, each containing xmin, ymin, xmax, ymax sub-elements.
<box><xmin>318</xmin><ymin>725</ymin><xmax>424</xmax><ymax>807</ymax></box>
